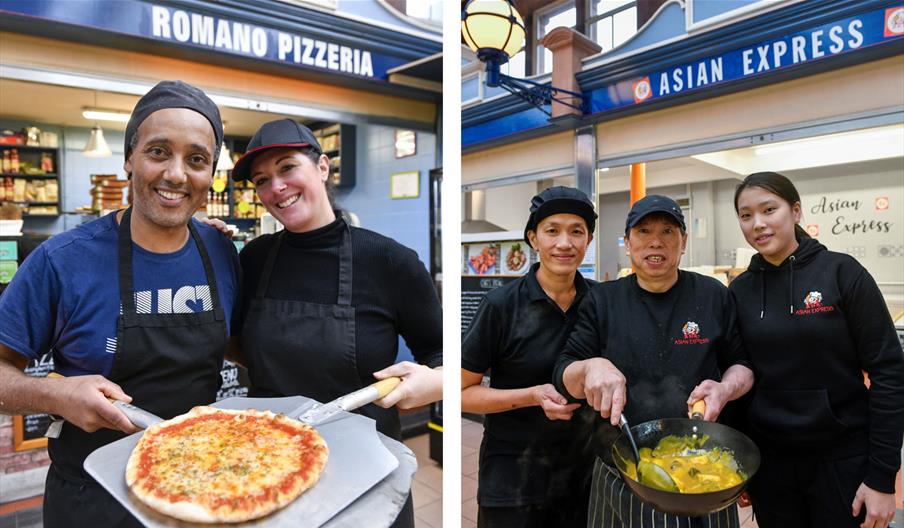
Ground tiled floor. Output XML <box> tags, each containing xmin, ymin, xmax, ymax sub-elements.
<box><xmin>405</xmin><ymin>433</ymin><xmax>444</xmax><ymax>528</ymax></box>
<box><xmin>461</xmin><ymin>416</ymin><xmax>760</xmax><ymax>528</ymax></box>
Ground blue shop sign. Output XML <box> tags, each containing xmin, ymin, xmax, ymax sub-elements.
<box><xmin>589</xmin><ymin>6</ymin><xmax>904</xmax><ymax>114</ymax></box>
<box><xmin>0</xmin><ymin>0</ymin><xmax>408</xmax><ymax>80</ymax></box>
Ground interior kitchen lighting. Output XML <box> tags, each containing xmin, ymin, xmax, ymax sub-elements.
<box><xmin>82</xmin><ymin>108</ymin><xmax>132</xmax><ymax>123</ymax></box>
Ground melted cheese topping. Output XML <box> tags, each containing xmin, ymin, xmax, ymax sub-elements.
<box><xmin>128</xmin><ymin>408</ymin><xmax>327</xmax><ymax>521</ymax></box>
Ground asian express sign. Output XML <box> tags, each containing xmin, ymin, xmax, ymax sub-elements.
<box><xmin>0</xmin><ymin>0</ymin><xmax>408</xmax><ymax>80</ymax></box>
<box><xmin>588</xmin><ymin>6</ymin><xmax>904</xmax><ymax>114</ymax></box>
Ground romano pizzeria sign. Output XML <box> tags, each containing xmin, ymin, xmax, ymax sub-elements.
<box><xmin>0</xmin><ymin>0</ymin><xmax>412</xmax><ymax>80</ymax></box>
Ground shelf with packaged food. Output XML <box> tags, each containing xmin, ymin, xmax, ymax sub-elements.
<box><xmin>311</xmin><ymin>123</ymin><xmax>356</xmax><ymax>189</ymax></box>
<box><xmin>0</xmin><ymin>173</ymin><xmax>59</xmax><ymax>178</ymax></box>
<box><xmin>0</xmin><ymin>144</ymin><xmax>61</xmax><ymax>217</ymax></box>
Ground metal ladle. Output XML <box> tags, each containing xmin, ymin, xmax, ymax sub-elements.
<box><xmin>619</xmin><ymin>414</ymin><xmax>679</xmax><ymax>492</ymax></box>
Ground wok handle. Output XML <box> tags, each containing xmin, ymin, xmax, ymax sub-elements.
<box><xmin>690</xmin><ymin>400</ymin><xmax>706</xmax><ymax>420</ymax></box>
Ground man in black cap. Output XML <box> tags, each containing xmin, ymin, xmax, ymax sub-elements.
<box><xmin>462</xmin><ymin>186</ymin><xmax>598</xmax><ymax>527</ymax></box>
<box><xmin>552</xmin><ymin>194</ymin><xmax>754</xmax><ymax>528</ymax></box>
<box><xmin>0</xmin><ymin>80</ymin><xmax>240</xmax><ymax>525</ymax></box>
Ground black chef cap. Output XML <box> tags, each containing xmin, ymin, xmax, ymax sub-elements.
<box><xmin>524</xmin><ymin>186</ymin><xmax>597</xmax><ymax>244</ymax></box>
<box><xmin>124</xmin><ymin>80</ymin><xmax>223</xmax><ymax>170</ymax></box>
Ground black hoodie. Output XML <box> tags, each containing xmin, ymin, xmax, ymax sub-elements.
<box><xmin>729</xmin><ymin>237</ymin><xmax>904</xmax><ymax>493</ymax></box>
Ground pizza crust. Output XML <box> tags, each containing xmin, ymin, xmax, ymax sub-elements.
<box><xmin>126</xmin><ymin>406</ymin><xmax>328</xmax><ymax>523</ymax></box>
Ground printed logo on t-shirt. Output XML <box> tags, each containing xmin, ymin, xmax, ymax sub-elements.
<box><xmin>105</xmin><ymin>285</ymin><xmax>214</xmax><ymax>353</ymax></box>
<box><xmin>795</xmin><ymin>291</ymin><xmax>835</xmax><ymax>315</ymax></box>
<box><xmin>674</xmin><ymin>321</ymin><xmax>711</xmax><ymax>345</ymax></box>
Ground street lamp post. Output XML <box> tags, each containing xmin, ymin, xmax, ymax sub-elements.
<box><xmin>461</xmin><ymin>0</ymin><xmax>588</xmax><ymax>115</ymax></box>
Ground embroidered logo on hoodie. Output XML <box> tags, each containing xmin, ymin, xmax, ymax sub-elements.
<box><xmin>675</xmin><ymin>321</ymin><xmax>710</xmax><ymax>345</ymax></box>
<box><xmin>795</xmin><ymin>291</ymin><xmax>835</xmax><ymax>315</ymax></box>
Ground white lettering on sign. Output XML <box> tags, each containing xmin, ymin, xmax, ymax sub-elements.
<box><xmin>658</xmin><ymin>58</ymin><xmax>723</xmax><ymax>96</ymax></box>
<box><xmin>848</xmin><ymin>19</ymin><xmax>864</xmax><ymax>48</ymax></box>
<box><xmin>191</xmin><ymin>13</ymin><xmax>214</xmax><ymax>46</ymax></box>
<box><xmin>149</xmin><ymin>5</ymin><xmax>375</xmax><ymax>77</ymax></box>
<box><xmin>655</xmin><ymin>18</ymin><xmax>867</xmax><ymax>99</ymax></box>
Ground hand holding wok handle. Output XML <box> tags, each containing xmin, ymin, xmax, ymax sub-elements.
<box><xmin>687</xmin><ymin>365</ymin><xmax>755</xmax><ymax>421</ymax></box>
<box><xmin>45</xmin><ymin>372</ymin><xmax>145</xmax><ymax>435</ymax></box>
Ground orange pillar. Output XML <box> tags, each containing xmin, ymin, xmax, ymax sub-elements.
<box><xmin>630</xmin><ymin>163</ymin><xmax>646</xmax><ymax>205</ymax></box>
<box><xmin>628</xmin><ymin>163</ymin><xmax>647</xmax><ymax>274</ymax></box>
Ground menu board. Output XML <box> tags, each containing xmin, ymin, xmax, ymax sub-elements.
<box><xmin>461</xmin><ymin>275</ymin><xmax>518</xmax><ymax>333</ymax></box>
<box><xmin>12</xmin><ymin>355</ymin><xmax>250</xmax><ymax>451</ymax></box>
<box><xmin>13</xmin><ymin>353</ymin><xmax>54</xmax><ymax>451</ymax></box>
<box><xmin>216</xmin><ymin>360</ymin><xmax>250</xmax><ymax>400</ymax></box>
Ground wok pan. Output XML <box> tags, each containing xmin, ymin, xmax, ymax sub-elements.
<box><xmin>611</xmin><ymin>417</ymin><xmax>760</xmax><ymax>516</ymax></box>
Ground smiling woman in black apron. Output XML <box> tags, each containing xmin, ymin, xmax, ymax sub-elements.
<box><xmin>0</xmin><ymin>81</ymin><xmax>241</xmax><ymax>526</ymax></box>
<box><xmin>462</xmin><ymin>187</ymin><xmax>599</xmax><ymax>528</ymax></box>
<box><xmin>554</xmin><ymin>195</ymin><xmax>755</xmax><ymax>528</ymax></box>
<box><xmin>229</xmin><ymin>119</ymin><xmax>443</xmax><ymax>528</ymax></box>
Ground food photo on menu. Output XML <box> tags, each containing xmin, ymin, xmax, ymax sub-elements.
<box><xmin>467</xmin><ymin>243</ymin><xmax>499</xmax><ymax>275</ymax></box>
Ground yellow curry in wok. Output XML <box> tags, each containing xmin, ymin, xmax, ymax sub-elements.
<box><xmin>624</xmin><ymin>434</ymin><xmax>745</xmax><ymax>493</ymax></box>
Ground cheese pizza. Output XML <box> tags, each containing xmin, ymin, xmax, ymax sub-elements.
<box><xmin>125</xmin><ymin>406</ymin><xmax>328</xmax><ymax>523</ymax></box>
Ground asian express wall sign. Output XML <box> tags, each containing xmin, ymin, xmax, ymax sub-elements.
<box><xmin>0</xmin><ymin>0</ymin><xmax>410</xmax><ymax>80</ymax></box>
<box><xmin>462</xmin><ymin>5</ymin><xmax>904</xmax><ymax>148</ymax></box>
<box><xmin>589</xmin><ymin>6</ymin><xmax>904</xmax><ymax>113</ymax></box>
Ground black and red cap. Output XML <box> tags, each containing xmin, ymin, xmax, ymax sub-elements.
<box><xmin>232</xmin><ymin>118</ymin><xmax>323</xmax><ymax>182</ymax></box>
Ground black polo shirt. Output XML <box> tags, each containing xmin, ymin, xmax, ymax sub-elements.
<box><xmin>553</xmin><ymin>271</ymin><xmax>751</xmax><ymax>461</ymax></box>
<box><xmin>462</xmin><ymin>263</ymin><xmax>596</xmax><ymax>506</ymax></box>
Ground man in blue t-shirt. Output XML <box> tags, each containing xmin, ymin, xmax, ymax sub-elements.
<box><xmin>0</xmin><ymin>80</ymin><xmax>240</xmax><ymax>527</ymax></box>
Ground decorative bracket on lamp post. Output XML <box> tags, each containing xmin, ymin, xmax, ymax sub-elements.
<box><xmin>483</xmin><ymin>58</ymin><xmax>588</xmax><ymax>116</ymax></box>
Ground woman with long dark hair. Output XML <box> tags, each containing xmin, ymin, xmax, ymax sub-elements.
<box><xmin>730</xmin><ymin>171</ymin><xmax>904</xmax><ymax>528</ymax></box>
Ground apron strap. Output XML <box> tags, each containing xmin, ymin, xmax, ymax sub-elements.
<box><xmin>187</xmin><ymin>219</ymin><xmax>225</xmax><ymax>318</ymax></box>
<box><xmin>336</xmin><ymin>223</ymin><xmax>353</xmax><ymax>306</ymax></box>
<box><xmin>118</xmin><ymin>208</ymin><xmax>224</xmax><ymax>321</ymax></box>
<box><xmin>117</xmin><ymin>208</ymin><xmax>137</xmax><ymax>315</ymax></box>
<box><xmin>255</xmin><ymin>222</ymin><xmax>354</xmax><ymax>307</ymax></box>
<box><xmin>255</xmin><ymin>230</ymin><xmax>284</xmax><ymax>300</ymax></box>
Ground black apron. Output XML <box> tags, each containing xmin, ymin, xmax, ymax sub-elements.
<box><xmin>44</xmin><ymin>208</ymin><xmax>228</xmax><ymax>527</ymax></box>
<box><xmin>240</xmin><ymin>225</ymin><xmax>413</xmax><ymax>528</ymax></box>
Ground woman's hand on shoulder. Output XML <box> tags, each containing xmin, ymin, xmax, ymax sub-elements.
<box><xmin>200</xmin><ymin>217</ymin><xmax>234</xmax><ymax>238</ymax></box>
<box><xmin>372</xmin><ymin>362</ymin><xmax>442</xmax><ymax>410</ymax></box>
<box><xmin>534</xmin><ymin>384</ymin><xmax>581</xmax><ymax>421</ymax></box>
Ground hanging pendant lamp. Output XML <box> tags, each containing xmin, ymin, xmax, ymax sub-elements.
<box><xmin>83</xmin><ymin>126</ymin><xmax>112</xmax><ymax>157</ymax></box>
<box><xmin>83</xmin><ymin>91</ymin><xmax>113</xmax><ymax>157</ymax></box>
<box><xmin>215</xmin><ymin>143</ymin><xmax>234</xmax><ymax>172</ymax></box>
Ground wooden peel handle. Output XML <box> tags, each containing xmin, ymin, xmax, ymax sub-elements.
<box><xmin>372</xmin><ymin>377</ymin><xmax>401</xmax><ymax>399</ymax></box>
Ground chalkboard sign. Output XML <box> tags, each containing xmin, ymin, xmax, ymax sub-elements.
<box><xmin>13</xmin><ymin>353</ymin><xmax>54</xmax><ymax>451</ymax></box>
<box><xmin>216</xmin><ymin>360</ymin><xmax>250</xmax><ymax>400</ymax></box>
<box><xmin>12</xmin><ymin>355</ymin><xmax>250</xmax><ymax>451</ymax></box>
<box><xmin>461</xmin><ymin>275</ymin><xmax>518</xmax><ymax>333</ymax></box>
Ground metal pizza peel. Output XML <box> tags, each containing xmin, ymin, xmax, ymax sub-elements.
<box><xmin>84</xmin><ymin>390</ymin><xmax>415</xmax><ymax>527</ymax></box>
